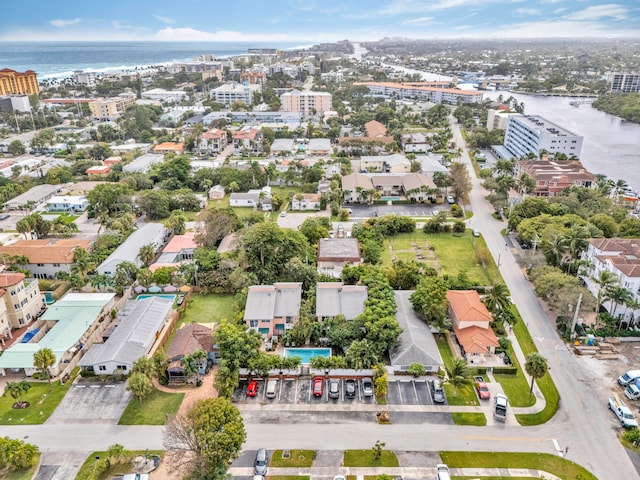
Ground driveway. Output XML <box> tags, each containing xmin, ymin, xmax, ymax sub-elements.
<box><xmin>277</xmin><ymin>209</ymin><xmax>330</xmax><ymax>229</ymax></box>
<box><xmin>47</xmin><ymin>382</ymin><xmax>131</xmax><ymax>424</ymax></box>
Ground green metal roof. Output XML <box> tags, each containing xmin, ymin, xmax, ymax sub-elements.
<box><xmin>0</xmin><ymin>294</ymin><xmax>114</xmax><ymax>370</ymax></box>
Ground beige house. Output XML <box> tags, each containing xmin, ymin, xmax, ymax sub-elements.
<box><xmin>0</xmin><ymin>271</ymin><xmax>44</xmax><ymax>345</ymax></box>
<box><xmin>208</xmin><ymin>184</ymin><xmax>226</xmax><ymax>200</ymax></box>
<box><xmin>244</xmin><ymin>283</ymin><xmax>302</xmax><ymax>339</ymax></box>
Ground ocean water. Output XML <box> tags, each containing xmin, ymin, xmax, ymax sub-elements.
<box><xmin>0</xmin><ymin>41</ymin><xmax>303</xmax><ymax>79</ymax></box>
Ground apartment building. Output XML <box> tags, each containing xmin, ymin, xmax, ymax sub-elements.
<box><xmin>244</xmin><ymin>283</ymin><xmax>302</xmax><ymax>339</ymax></box>
<box><xmin>74</xmin><ymin>71</ymin><xmax>97</xmax><ymax>87</ymax></box>
<box><xmin>0</xmin><ymin>238</ymin><xmax>92</xmax><ymax>279</ymax></box>
<box><xmin>503</xmin><ymin>115</ymin><xmax>583</xmax><ymax>159</ymax></box>
<box><xmin>515</xmin><ymin>160</ymin><xmax>594</xmax><ymax>197</ymax></box>
<box><xmin>210</xmin><ymin>82</ymin><xmax>261</xmax><ymax>106</ymax></box>
<box><xmin>280</xmin><ymin>90</ymin><xmax>332</xmax><ymax>116</ymax></box>
<box><xmin>354</xmin><ymin>82</ymin><xmax>483</xmax><ymax>104</ymax></box>
<box><xmin>0</xmin><ymin>95</ymin><xmax>31</xmax><ymax>113</ymax></box>
<box><xmin>609</xmin><ymin>73</ymin><xmax>640</xmax><ymax>93</ymax></box>
<box><xmin>0</xmin><ymin>69</ymin><xmax>39</xmax><ymax>96</ymax></box>
<box><xmin>0</xmin><ymin>271</ymin><xmax>44</xmax><ymax>331</ymax></box>
<box><xmin>198</xmin><ymin>128</ymin><xmax>228</xmax><ymax>154</ymax></box>
<box><xmin>88</xmin><ymin>93</ymin><xmax>136</xmax><ymax>121</ymax></box>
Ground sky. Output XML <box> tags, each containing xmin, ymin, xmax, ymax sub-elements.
<box><xmin>1</xmin><ymin>0</ymin><xmax>639</xmax><ymax>42</ymax></box>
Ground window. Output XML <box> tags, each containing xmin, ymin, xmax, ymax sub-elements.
<box><xmin>37</xmin><ymin>263</ymin><xmax>44</xmax><ymax>267</ymax></box>
<box><xmin>26</xmin><ymin>313</ymin><xmax>31</xmax><ymax>321</ymax></box>
<box><xmin>10</xmin><ymin>290</ymin><xmax>15</xmax><ymax>295</ymax></box>
<box><xmin>18</xmin><ymin>318</ymin><xmax>24</xmax><ymax>325</ymax></box>
<box><xmin>53</xmin><ymin>263</ymin><xmax>60</xmax><ymax>267</ymax></box>
<box><xmin>98</xmin><ymin>365</ymin><xmax>106</xmax><ymax>371</ymax></box>
<box><xmin>13</xmin><ymin>304</ymin><xmax>19</xmax><ymax>309</ymax></box>
<box><xmin>249</xmin><ymin>320</ymin><xmax>258</xmax><ymax>328</ymax></box>
<box><xmin>117</xmin><ymin>365</ymin><xmax>128</xmax><ymax>371</ymax></box>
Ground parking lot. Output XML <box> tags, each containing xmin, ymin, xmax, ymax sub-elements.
<box><xmin>233</xmin><ymin>377</ymin><xmax>376</xmax><ymax>405</ymax></box>
<box><xmin>386</xmin><ymin>379</ymin><xmax>445</xmax><ymax>406</ymax></box>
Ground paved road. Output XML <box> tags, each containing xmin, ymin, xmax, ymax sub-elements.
<box><xmin>450</xmin><ymin>117</ymin><xmax>638</xmax><ymax>479</ymax></box>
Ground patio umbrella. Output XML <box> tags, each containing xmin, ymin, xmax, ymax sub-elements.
<box><xmin>163</xmin><ymin>285</ymin><xmax>178</xmax><ymax>292</ymax></box>
<box><xmin>148</xmin><ymin>285</ymin><xmax>162</xmax><ymax>293</ymax></box>
<box><xmin>134</xmin><ymin>285</ymin><xmax>147</xmax><ymax>293</ymax></box>
<box><xmin>179</xmin><ymin>285</ymin><xmax>191</xmax><ymax>292</ymax></box>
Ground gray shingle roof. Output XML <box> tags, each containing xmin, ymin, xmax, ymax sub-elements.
<box><xmin>316</xmin><ymin>283</ymin><xmax>367</xmax><ymax>320</ymax></box>
<box><xmin>244</xmin><ymin>282</ymin><xmax>302</xmax><ymax>320</ymax></box>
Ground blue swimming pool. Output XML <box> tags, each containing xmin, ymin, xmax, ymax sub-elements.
<box><xmin>284</xmin><ymin>348</ymin><xmax>331</xmax><ymax>364</ymax></box>
<box><xmin>137</xmin><ymin>294</ymin><xmax>177</xmax><ymax>301</ymax></box>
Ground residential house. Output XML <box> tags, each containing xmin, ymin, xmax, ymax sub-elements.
<box><xmin>401</xmin><ymin>133</ymin><xmax>432</xmax><ymax>153</ymax></box>
<box><xmin>208</xmin><ymin>184</ymin><xmax>226</xmax><ymax>200</ymax></box>
<box><xmin>2</xmin><ymin>184</ymin><xmax>61</xmax><ymax>210</ymax></box>
<box><xmin>0</xmin><ymin>292</ymin><xmax>115</xmax><ymax>376</ymax></box>
<box><xmin>341</xmin><ymin>172</ymin><xmax>437</xmax><ymax>204</ymax></box>
<box><xmin>307</xmin><ymin>138</ymin><xmax>332</xmax><ymax>156</ymax></box>
<box><xmin>122</xmin><ymin>154</ymin><xmax>164</xmax><ymax>174</ymax></box>
<box><xmin>390</xmin><ymin>291</ymin><xmax>442</xmax><ymax>373</ymax></box>
<box><xmin>149</xmin><ymin>232</ymin><xmax>197</xmax><ymax>272</ymax></box>
<box><xmin>446</xmin><ymin>290</ymin><xmax>499</xmax><ymax>364</ymax></box>
<box><xmin>86</xmin><ymin>165</ymin><xmax>112</xmax><ymax>176</ymax></box>
<box><xmin>229</xmin><ymin>187</ymin><xmax>272</xmax><ymax>210</ymax></box>
<box><xmin>364</xmin><ymin>120</ymin><xmax>387</xmax><ymax>138</ymax></box>
<box><xmin>166</xmin><ymin>323</ymin><xmax>215</xmax><ymax>382</ymax></box>
<box><xmin>232</xmin><ymin>128</ymin><xmax>262</xmax><ymax>155</ymax></box>
<box><xmin>515</xmin><ymin>160</ymin><xmax>594</xmax><ymax>197</ymax></box>
<box><xmin>416</xmin><ymin>154</ymin><xmax>448</xmax><ymax>177</ymax></box>
<box><xmin>0</xmin><ymin>238</ymin><xmax>92</xmax><ymax>279</ymax></box>
<box><xmin>198</xmin><ymin>128</ymin><xmax>228</xmax><ymax>155</ymax></box>
<box><xmin>317</xmin><ymin>238</ymin><xmax>362</xmax><ymax>277</ymax></box>
<box><xmin>46</xmin><ymin>195</ymin><xmax>89</xmax><ymax>213</ymax></box>
<box><xmin>142</xmin><ymin>88</ymin><xmax>189</xmax><ymax>103</ymax></box>
<box><xmin>153</xmin><ymin>142</ymin><xmax>185</xmax><ymax>155</ymax></box>
<box><xmin>291</xmin><ymin>194</ymin><xmax>321</xmax><ymax>211</ymax></box>
<box><xmin>315</xmin><ymin>282</ymin><xmax>367</xmax><ymax>321</ymax></box>
<box><xmin>581</xmin><ymin>238</ymin><xmax>640</xmax><ymax>326</ymax></box>
<box><xmin>270</xmin><ymin>138</ymin><xmax>295</xmax><ymax>156</ymax></box>
<box><xmin>360</xmin><ymin>154</ymin><xmax>411</xmax><ymax>173</ymax></box>
<box><xmin>78</xmin><ymin>297</ymin><xmax>173</xmax><ymax>375</ymax></box>
<box><xmin>97</xmin><ymin>223</ymin><xmax>167</xmax><ymax>275</ymax></box>
<box><xmin>244</xmin><ymin>282</ymin><xmax>302</xmax><ymax>339</ymax></box>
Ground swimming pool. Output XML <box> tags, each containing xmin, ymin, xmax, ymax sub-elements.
<box><xmin>137</xmin><ymin>294</ymin><xmax>177</xmax><ymax>301</ymax></box>
<box><xmin>284</xmin><ymin>347</ymin><xmax>331</xmax><ymax>364</ymax></box>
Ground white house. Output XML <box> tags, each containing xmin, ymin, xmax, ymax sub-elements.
<box><xmin>46</xmin><ymin>195</ymin><xmax>89</xmax><ymax>213</ymax></box>
<box><xmin>229</xmin><ymin>187</ymin><xmax>272</xmax><ymax>210</ymax></box>
<box><xmin>291</xmin><ymin>194</ymin><xmax>321</xmax><ymax>211</ymax></box>
<box><xmin>97</xmin><ymin>223</ymin><xmax>167</xmax><ymax>276</ymax></box>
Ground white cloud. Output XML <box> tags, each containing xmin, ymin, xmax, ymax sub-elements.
<box><xmin>566</xmin><ymin>4</ymin><xmax>628</xmax><ymax>21</ymax></box>
<box><xmin>50</xmin><ymin>18</ymin><xmax>82</xmax><ymax>28</ymax></box>
<box><xmin>153</xmin><ymin>27</ymin><xmax>338</xmax><ymax>42</ymax></box>
<box><xmin>112</xmin><ymin>21</ymin><xmax>124</xmax><ymax>30</ymax></box>
<box><xmin>402</xmin><ymin>16</ymin><xmax>435</xmax><ymax>25</ymax></box>
<box><xmin>515</xmin><ymin>8</ymin><xmax>541</xmax><ymax>16</ymax></box>
<box><xmin>153</xmin><ymin>15</ymin><xmax>175</xmax><ymax>24</ymax></box>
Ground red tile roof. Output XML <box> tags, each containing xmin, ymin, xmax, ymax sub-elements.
<box><xmin>0</xmin><ymin>272</ymin><xmax>25</xmax><ymax>287</ymax></box>
<box><xmin>446</xmin><ymin>290</ymin><xmax>493</xmax><ymax>323</ymax></box>
<box><xmin>453</xmin><ymin>324</ymin><xmax>499</xmax><ymax>354</ymax></box>
<box><xmin>163</xmin><ymin>232</ymin><xmax>198</xmax><ymax>253</ymax></box>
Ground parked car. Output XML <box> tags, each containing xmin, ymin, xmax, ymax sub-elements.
<box><xmin>474</xmin><ymin>375</ymin><xmax>491</xmax><ymax>400</ymax></box>
<box><xmin>345</xmin><ymin>379</ymin><xmax>356</xmax><ymax>399</ymax></box>
<box><xmin>329</xmin><ymin>379</ymin><xmax>340</xmax><ymax>399</ymax></box>
<box><xmin>362</xmin><ymin>377</ymin><xmax>373</xmax><ymax>397</ymax></box>
<box><xmin>472</xmin><ymin>229</ymin><xmax>480</xmax><ymax>237</ymax></box>
<box><xmin>430</xmin><ymin>378</ymin><xmax>446</xmax><ymax>404</ymax></box>
<box><xmin>312</xmin><ymin>376</ymin><xmax>324</xmax><ymax>397</ymax></box>
<box><xmin>447</xmin><ymin>195</ymin><xmax>455</xmax><ymax>204</ymax></box>
<box><xmin>436</xmin><ymin>464</ymin><xmax>451</xmax><ymax>480</ymax></box>
<box><xmin>246</xmin><ymin>379</ymin><xmax>259</xmax><ymax>397</ymax></box>
<box><xmin>0</xmin><ymin>214</ymin><xmax>9</xmax><ymax>220</ymax></box>
<box><xmin>254</xmin><ymin>448</ymin><xmax>268</xmax><ymax>475</ymax></box>
<box><xmin>279</xmin><ymin>211</ymin><xmax>286</xmax><ymax>217</ymax></box>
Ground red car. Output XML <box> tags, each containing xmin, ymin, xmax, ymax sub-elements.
<box><xmin>312</xmin><ymin>376</ymin><xmax>324</xmax><ymax>397</ymax></box>
<box><xmin>246</xmin><ymin>379</ymin><xmax>259</xmax><ymax>397</ymax></box>
<box><xmin>474</xmin><ymin>376</ymin><xmax>491</xmax><ymax>400</ymax></box>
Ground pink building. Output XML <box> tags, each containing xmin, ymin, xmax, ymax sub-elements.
<box><xmin>243</xmin><ymin>282</ymin><xmax>302</xmax><ymax>339</ymax></box>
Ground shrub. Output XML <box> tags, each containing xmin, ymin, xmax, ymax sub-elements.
<box><xmin>79</xmin><ymin>369</ymin><xmax>96</xmax><ymax>378</ymax></box>
<box><xmin>452</xmin><ymin>220</ymin><xmax>466</xmax><ymax>233</ymax></box>
<box><xmin>406</xmin><ymin>363</ymin><xmax>427</xmax><ymax>377</ymax></box>
<box><xmin>451</xmin><ymin>204</ymin><xmax>464</xmax><ymax>217</ymax></box>
<box><xmin>492</xmin><ymin>366</ymin><xmax>518</xmax><ymax>375</ymax></box>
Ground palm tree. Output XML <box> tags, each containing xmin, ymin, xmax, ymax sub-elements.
<box><xmin>525</xmin><ymin>353</ymin><xmax>548</xmax><ymax>395</ymax></box>
<box><xmin>346</xmin><ymin>340</ymin><xmax>379</xmax><ymax>369</ymax></box>
<box><xmin>518</xmin><ymin>173</ymin><xmax>535</xmax><ymax>196</ymax></box>
<box><xmin>623</xmin><ymin>298</ymin><xmax>640</xmax><ymax>330</ymax></box>
<box><xmin>4</xmin><ymin>380</ymin><xmax>31</xmax><ymax>407</ymax></box>
<box><xmin>445</xmin><ymin>358</ymin><xmax>473</xmax><ymax>397</ymax></box>
<box><xmin>71</xmin><ymin>247</ymin><xmax>94</xmax><ymax>279</ymax></box>
<box><xmin>543</xmin><ymin>233</ymin><xmax>569</xmax><ymax>268</ymax></box>
<box><xmin>603</xmin><ymin>285</ymin><xmax>633</xmax><ymax>321</ymax></box>
<box><xmin>138</xmin><ymin>244</ymin><xmax>156</xmax><ymax>268</ymax></box>
<box><xmin>483</xmin><ymin>284</ymin><xmax>511</xmax><ymax>315</ymax></box>
<box><xmin>593</xmin><ymin>270</ymin><xmax>617</xmax><ymax>313</ymax></box>
<box><xmin>33</xmin><ymin>348</ymin><xmax>56</xmax><ymax>391</ymax></box>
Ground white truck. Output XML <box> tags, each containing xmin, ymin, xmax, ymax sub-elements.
<box><xmin>493</xmin><ymin>393</ymin><xmax>508</xmax><ymax>422</ymax></box>
<box><xmin>617</xmin><ymin>369</ymin><xmax>640</xmax><ymax>386</ymax></box>
<box><xmin>608</xmin><ymin>395</ymin><xmax>638</xmax><ymax>428</ymax></box>
<box><xmin>625</xmin><ymin>378</ymin><xmax>640</xmax><ymax>401</ymax></box>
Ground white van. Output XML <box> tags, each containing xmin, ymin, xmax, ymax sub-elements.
<box><xmin>618</xmin><ymin>370</ymin><xmax>640</xmax><ymax>386</ymax></box>
<box><xmin>266</xmin><ymin>378</ymin><xmax>278</xmax><ymax>399</ymax></box>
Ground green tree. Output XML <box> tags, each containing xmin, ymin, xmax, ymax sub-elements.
<box><xmin>164</xmin><ymin>210</ymin><xmax>187</xmax><ymax>235</ymax></box>
<box><xmin>449</xmin><ymin>162</ymin><xmax>472</xmax><ymax>204</ymax></box>
<box><xmin>7</xmin><ymin>140</ymin><xmax>26</xmax><ymax>156</ymax></box>
<box><xmin>89</xmin><ymin>142</ymin><xmax>112</xmax><ymax>161</ymax></box>
<box><xmin>33</xmin><ymin>348</ymin><xmax>56</xmax><ymax>391</ymax></box>
<box><xmin>0</xmin><ymin>436</ymin><xmax>39</xmax><ymax>471</ymax></box>
<box><xmin>372</xmin><ymin>440</ymin><xmax>385</xmax><ymax>460</ymax></box>
<box><xmin>445</xmin><ymin>358</ymin><xmax>473</xmax><ymax>397</ymax></box>
<box><xmin>345</xmin><ymin>339</ymin><xmax>379</xmax><ymax>369</ymax></box>
<box><xmin>410</xmin><ymin>276</ymin><xmax>448</xmax><ymax>326</ymax></box>
<box><xmin>138</xmin><ymin>244</ymin><xmax>156</xmax><ymax>268</ymax></box>
<box><xmin>164</xmin><ymin>397</ymin><xmax>246</xmax><ymax>480</ymax></box>
<box><xmin>593</xmin><ymin>270</ymin><xmax>617</xmax><ymax>313</ymax></box>
<box><xmin>524</xmin><ymin>352</ymin><xmax>548</xmax><ymax>395</ymax></box>
<box><xmin>126</xmin><ymin>372</ymin><xmax>153</xmax><ymax>405</ymax></box>
<box><xmin>483</xmin><ymin>284</ymin><xmax>511</xmax><ymax>315</ymax></box>
<box><xmin>3</xmin><ymin>380</ymin><xmax>31</xmax><ymax>408</ymax></box>
<box><xmin>131</xmin><ymin>356</ymin><xmax>156</xmax><ymax>378</ymax></box>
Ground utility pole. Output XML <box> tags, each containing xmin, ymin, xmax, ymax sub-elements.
<box><xmin>570</xmin><ymin>293</ymin><xmax>583</xmax><ymax>339</ymax></box>
<box><xmin>532</xmin><ymin>233</ymin><xmax>540</xmax><ymax>253</ymax></box>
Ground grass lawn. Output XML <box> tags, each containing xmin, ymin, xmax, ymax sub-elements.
<box><xmin>382</xmin><ymin>232</ymin><xmax>499</xmax><ymax>285</ymax></box>
<box><xmin>1</xmin><ymin>454</ymin><xmax>40</xmax><ymax>480</ymax></box>
<box><xmin>343</xmin><ymin>450</ymin><xmax>399</xmax><ymax>467</ymax></box>
<box><xmin>118</xmin><ymin>388</ymin><xmax>184</xmax><ymax>425</ymax></box>
<box><xmin>270</xmin><ymin>450</ymin><xmax>315</xmax><ymax>468</ymax></box>
<box><xmin>511</xmin><ymin>315</ymin><xmax>560</xmax><ymax>426</ymax></box>
<box><xmin>493</xmin><ymin>344</ymin><xmax>534</xmax><ymax>408</ymax></box>
<box><xmin>440</xmin><ymin>451</ymin><xmax>597</xmax><ymax>480</ymax></box>
<box><xmin>451</xmin><ymin>412</ymin><xmax>487</xmax><ymax>426</ymax></box>
<box><xmin>434</xmin><ymin>334</ymin><xmax>480</xmax><ymax>407</ymax></box>
<box><xmin>0</xmin><ymin>374</ymin><xmax>76</xmax><ymax>425</ymax></box>
<box><xmin>76</xmin><ymin>450</ymin><xmax>164</xmax><ymax>480</ymax></box>
<box><xmin>178</xmin><ymin>293</ymin><xmax>238</xmax><ymax>328</ymax></box>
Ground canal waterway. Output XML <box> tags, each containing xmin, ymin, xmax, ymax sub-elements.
<box><xmin>485</xmin><ymin>92</ymin><xmax>640</xmax><ymax>189</ymax></box>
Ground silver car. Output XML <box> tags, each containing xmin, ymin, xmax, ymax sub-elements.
<box><xmin>362</xmin><ymin>377</ymin><xmax>374</xmax><ymax>397</ymax></box>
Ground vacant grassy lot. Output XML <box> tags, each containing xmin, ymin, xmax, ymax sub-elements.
<box><xmin>270</xmin><ymin>450</ymin><xmax>315</xmax><ymax>468</ymax></box>
<box><xmin>382</xmin><ymin>232</ymin><xmax>499</xmax><ymax>285</ymax></box>
<box><xmin>440</xmin><ymin>451</ymin><xmax>597</xmax><ymax>480</ymax></box>
<box><xmin>0</xmin><ymin>374</ymin><xmax>76</xmax><ymax>424</ymax></box>
<box><xmin>178</xmin><ymin>293</ymin><xmax>238</xmax><ymax>327</ymax></box>
<box><xmin>118</xmin><ymin>388</ymin><xmax>184</xmax><ymax>425</ymax></box>
<box><xmin>343</xmin><ymin>449</ymin><xmax>399</xmax><ymax>467</ymax></box>
<box><xmin>76</xmin><ymin>450</ymin><xmax>164</xmax><ymax>480</ymax></box>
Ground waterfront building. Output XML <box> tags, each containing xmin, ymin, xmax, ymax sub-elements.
<box><xmin>503</xmin><ymin>115</ymin><xmax>583</xmax><ymax>159</ymax></box>
<box><xmin>354</xmin><ymin>82</ymin><xmax>482</xmax><ymax>104</ymax></box>
<box><xmin>515</xmin><ymin>160</ymin><xmax>594</xmax><ymax>197</ymax></box>
<box><xmin>211</xmin><ymin>82</ymin><xmax>261</xmax><ymax>106</ymax></box>
<box><xmin>609</xmin><ymin>73</ymin><xmax>640</xmax><ymax>93</ymax></box>
<box><xmin>0</xmin><ymin>95</ymin><xmax>31</xmax><ymax>113</ymax></box>
<box><xmin>88</xmin><ymin>93</ymin><xmax>136</xmax><ymax>121</ymax></box>
<box><xmin>73</xmin><ymin>71</ymin><xmax>97</xmax><ymax>87</ymax></box>
<box><xmin>0</xmin><ymin>69</ymin><xmax>39</xmax><ymax>96</ymax></box>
